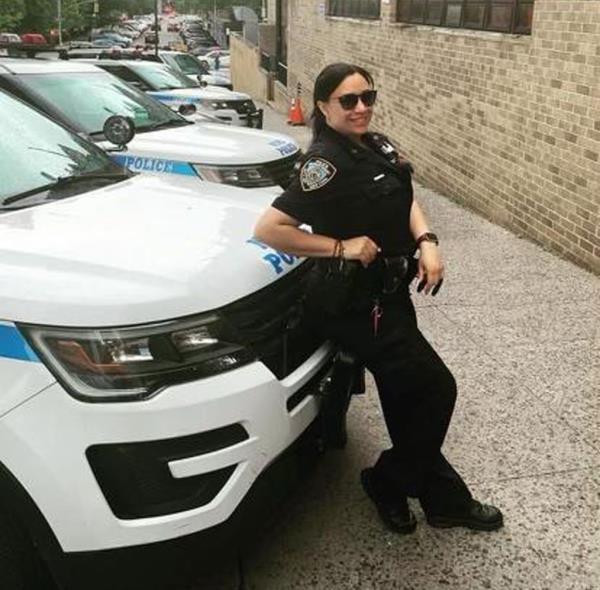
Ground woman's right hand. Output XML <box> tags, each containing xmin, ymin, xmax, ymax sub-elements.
<box><xmin>341</xmin><ymin>236</ymin><xmax>380</xmax><ymax>267</ymax></box>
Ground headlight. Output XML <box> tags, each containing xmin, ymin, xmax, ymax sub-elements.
<box><xmin>19</xmin><ymin>314</ymin><xmax>254</xmax><ymax>402</ymax></box>
<box><xmin>193</xmin><ymin>164</ymin><xmax>274</xmax><ymax>188</ymax></box>
<box><xmin>197</xmin><ymin>99</ymin><xmax>230</xmax><ymax>110</ymax></box>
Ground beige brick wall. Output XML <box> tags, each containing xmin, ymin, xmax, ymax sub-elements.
<box><xmin>281</xmin><ymin>0</ymin><xmax>600</xmax><ymax>273</ymax></box>
<box><xmin>230</xmin><ymin>33</ymin><xmax>270</xmax><ymax>102</ymax></box>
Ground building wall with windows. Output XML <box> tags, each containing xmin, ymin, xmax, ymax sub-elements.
<box><xmin>285</xmin><ymin>0</ymin><xmax>600</xmax><ymax>272</ymax></box>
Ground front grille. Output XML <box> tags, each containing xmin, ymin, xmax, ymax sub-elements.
<box><xmin>223</xmin><ymin>261</ymin><xmax>324</xmax><ymax>380</ymax></box>
<box><xmin>223</xmin><ymin>99</ymin><xmax>256</xmax><ymax>114</ymax></box>
<box><xmin>87</xmin><ymin>424</ymin><xmax>248</xmax><ymax>519</ymax></box>
<box><xmin>264</xmin><ymin>152</ymin><xmax>301</xmax><ymax>188</ymax></box>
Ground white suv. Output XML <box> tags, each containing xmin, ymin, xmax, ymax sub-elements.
<box><xmin>0</xmin><ymin>90</ymin><xmax>332</xmax><ymax>590</ymax></box>
<box><xmin>0</xmin><ymin>59</ymin><xmax>298</xmax><ymax>195</ymax></box>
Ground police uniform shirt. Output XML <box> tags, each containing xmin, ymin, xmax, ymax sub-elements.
<box><xmin>272</xmin><ymin>125</ymin><xmax>415</xmax><ymax>257</ymax></box>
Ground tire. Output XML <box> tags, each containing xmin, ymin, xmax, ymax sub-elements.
<box><xmin>0</xmin><ymin>509</ymin><xmax>51</xmax><ymax>590</ymax></box>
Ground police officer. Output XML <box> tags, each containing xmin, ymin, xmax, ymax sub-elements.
<box><xmin>254</xmin><ymin>63</ymin><xmax>503</xmax><ymax>533</ymax></box>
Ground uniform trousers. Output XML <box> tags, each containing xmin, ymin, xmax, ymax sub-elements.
<box><xmin>314</xmin><ymin>288</ymin><xmax>473</xmax><ymax>515</ymax></box>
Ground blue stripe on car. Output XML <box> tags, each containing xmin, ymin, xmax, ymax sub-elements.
<box><xmin>0</xmin><ymin>324</ymin><xmax>39</xmax><ymax>362</ymax></box>
<box><xmin>111</xmin><ymin>154</ymin><xmax>197</xmax><ymax>176</ymax></box>
<box><xmin>147</xmin><ymin>92</ymin><xmax>196</xmax><ymax>104</ymax></box>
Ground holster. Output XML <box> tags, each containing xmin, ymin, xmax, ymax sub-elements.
<box><xmin>379</xmin><ymin>255</ymin><xmax>418</xmax><ymax>294</ymax></box>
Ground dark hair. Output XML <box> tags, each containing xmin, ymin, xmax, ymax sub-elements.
<box><xmin>310</xmin><ymin>63</ymin><xmax>374</xmax><ymax>142</ymax></box>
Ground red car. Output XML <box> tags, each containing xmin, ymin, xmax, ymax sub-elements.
<box><xmin>20</xmin><ymin>32</ymin><xmax>47</xmax><ymax>44</ymax></box>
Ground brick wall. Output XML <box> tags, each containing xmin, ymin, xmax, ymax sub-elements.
<box><xmin>230</xmin><ymin>33</ymin><xmax>270</xmax><ymax>102</ymax></box>
<box><xmin>283</xmin><ymin>0</ymin><xmax>600</xmax><ymax>273</ymax></box>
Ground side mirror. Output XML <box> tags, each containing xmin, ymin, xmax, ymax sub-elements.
<box><xmin>178</xmin><ymin>103</ymin><xmax>197</xmax><ymax>116</ymax></box>
<box><xmin>196</xmin><ymin>74</ymin><xmax>208</xmax><ymax>88</ymax></box>
<box><xmin>103</xmin><ymin>115</ymin><xmax>135</xmax><ymax>148</ymax></box>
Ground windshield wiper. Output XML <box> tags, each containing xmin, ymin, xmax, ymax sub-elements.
<box><xmin>3</xmin><ymin>171</ymin><xmax>131</xmax><ymax>206</ymax></box>
<box><xmin>142</xmin><ymin>119</ymin><xmax>190</xmax><ymax>131</ymax></box>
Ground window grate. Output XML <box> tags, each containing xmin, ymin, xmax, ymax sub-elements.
<box><xmin>396</xmin><ymin>0</ymin><xmax>534</xmax><ymax>34</ymax></box>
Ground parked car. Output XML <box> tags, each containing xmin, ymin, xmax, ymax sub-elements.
<box><xmin>91</xmin><ymin>37</ymin><xmax>128</xmax><ymax>48</ymax></box>
<box><xmin>0</xmin><ymin>59</ymin><xmax>297</xmax><ymax>193</ymax></box>
<box><xmin>0</xmin><ymin>86</ymin><xmax>333</xmax><ymax>590</ymax></box>
<box><xmin>91</xmin><ymin>59</ymin><xmax>254</xmax><ymax>126</ymax></box>
<box><xmin>91</xmin><ymin>31</ymin><xmax>131</xmax><ymax>47</ymax></box>
<box><xmin>19</xmin><ymin>32</ymin><xmax>47</xmax><ymax>44</ymax></box>
<box><xmin>190</xmin><ymin>44</ymin><xmax>222</xmax><ymax>56</ymax></box>
<box><xmin>200</xmin><ymin>49</ymin><xmax>231</xmax><ymax>70</ymax></box>
<box><xmin>162</xmin><ymin>50</ymin><xmax>231</xmax><ymax>88</ymax></box>
<box><xmin>0</xmin><ymin>33</ymin><xmax>22</xmax><ymax>44</ymax></box>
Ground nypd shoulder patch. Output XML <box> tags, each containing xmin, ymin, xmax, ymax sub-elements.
<box><xmin>300</xmin><ymin>157</ymin><xmax>337</xmax><ymax>192</ymax></box>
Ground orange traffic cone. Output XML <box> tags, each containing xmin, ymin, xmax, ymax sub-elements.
<box><xmin>287</xmin><ymin>96</ymin><xmax>305</xmax><ymax>126</ymax></box>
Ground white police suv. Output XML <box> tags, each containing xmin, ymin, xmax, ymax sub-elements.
<box><xmin>0</xmin><ymin>89</ymin><xmax>332</xmax><ymax>590</ymax></box>
<box><xmin>0</xmin><ymin>59</ymin><xmax>298</xmax><ymax>194</ymax></box>
<box><xmin>91</xmin><ymin>58</ymin><xmax>256</xmax><ymax>126</ymax></box>
<box><xmin>149</xmin><ymin>49</ymin><xmax>232</xmax><ymax>90</ymax></box>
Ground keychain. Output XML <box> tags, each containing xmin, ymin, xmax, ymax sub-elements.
<box><xmin>371</xmin><ymin>299</ymin><xmax>383</xmax><ymax>337</ymax></box>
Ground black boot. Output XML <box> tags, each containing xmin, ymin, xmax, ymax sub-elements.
<box><xmin>426</xmin><ymin>500</ymin><xmax>504</xmax><ymax>531</ymax></box>
<box><xmin>360</xmin><ymin>468</ymin><xmax>417</xmax><ymax>534</ymax></box>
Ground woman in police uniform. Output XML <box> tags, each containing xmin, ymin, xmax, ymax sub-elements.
<box><xmin>254</xmin><ymin>63</ymin><xmax>502</xmax><ymax>533</ymax></box>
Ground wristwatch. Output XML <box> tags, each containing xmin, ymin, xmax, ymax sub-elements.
<box><xmin>415</xmin><ymin>232</ymin><xmax>439</xmax><ymax>247</ymax></box>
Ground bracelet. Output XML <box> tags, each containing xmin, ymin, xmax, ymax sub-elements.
<box><xmin>332</xmin><ymin>239</ymin><xmax>345</xmax><ymax>259</ymax></box>
<box><xmin>332</xmin><ymin>239</ymin><xmax>340</xmax><ymax>258</ymax></box>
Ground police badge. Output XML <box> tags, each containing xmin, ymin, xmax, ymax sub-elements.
<box><xmin>300</xmin><ymin>157</ymin><xmax>337</xmax><ymax>192</ymax></box>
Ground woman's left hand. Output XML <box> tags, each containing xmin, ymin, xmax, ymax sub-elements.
<box><xmin>417</xmin><ymin>243</ymin><xmax>444</xmax><ymax>295</ymax></box>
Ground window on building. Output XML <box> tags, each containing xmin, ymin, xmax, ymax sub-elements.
<box><xmin>396</xmin><ymin>1</ymin><xmax>534</xmax><ymax>34</ymax></box>
<box><xmin>327</xmin><ymin>0</ymin><xmax>381</xmax><ymax>19</ymax></box>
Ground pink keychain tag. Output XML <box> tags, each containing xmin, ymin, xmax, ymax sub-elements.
<box><xmin>371</xmin><ymin>300</ymin><xmax>383</xmax><ymax>337</ymax></box>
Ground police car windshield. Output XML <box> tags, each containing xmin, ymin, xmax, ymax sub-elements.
<box><xmin>134</xmin><ymin>63</ymin><xmax>198</xmax><ymax>90</ymax></box>
<box><xmin>0</xmin><ymin>91</ymin><xmax>123</xmax><ymax>209</ymax></box>
<box><xmin>17</xmin><ymin>71</ymin><xmax>186</xmax><ymax>136</ymax></box>
<box><xmin>167</xmin><ymin>54</ymin><xmax>207</xmax><ymax>76</ymax></box>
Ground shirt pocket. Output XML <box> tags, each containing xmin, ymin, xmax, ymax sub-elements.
<box><xmin>361</xmin><ymin>174</ymin><xmax>405</xmax><ymax>201</ymax></box>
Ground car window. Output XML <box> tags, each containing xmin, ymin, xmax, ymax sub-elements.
<box><xmin>0</xmin><ymin>91</ymin><xmax>118</xmax><ymax>206</ymax></box>
<box><xmin>134</xmin><ymin>63</ymin><xmax>197</xmax><ymax>89</ymax></box>
<box><xmin>100</xmin><ymin>65</ymin><xmax>151</xmax><ymax>91</ymax></box>
<box><xmin>170</xmin><ymin>54</ymin><xmax>208</xmax><ymax>76</ymax></box>
<box><xmin>16</xmin><ymin>71</ymin><xmax>182</xmax><ymax>135</ymax></box>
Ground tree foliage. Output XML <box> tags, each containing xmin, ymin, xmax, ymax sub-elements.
<box><xmin>0</xmin><ymin>0</ymin><xmax>25</xmax><ymax>31</ymax></box>
<box><xmin>1</xmin><ymin>0</ymin><xmax>262</xmax><ymax>35</ymax></box>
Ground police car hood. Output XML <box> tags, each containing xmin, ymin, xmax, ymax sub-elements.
<box><xmin>0</xmin><ymin>175</ymin><xmax>299</xmax><ymax>327</ymax></box>
<box><xmin>148</xmin><ymin>87</ymin><xmax>249</xmax><ymax>101</ymax></box>
<box><xmin>124</xmin><ymin>123</ymin><xmax>299</xmax><ymax>166</ymax></box>
<box><xmin>202</xmin><ymin>73</ymin><xmax>231</xmax><ymax>85</ymax></box>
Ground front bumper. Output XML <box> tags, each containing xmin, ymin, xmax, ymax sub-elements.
<box><xmin>0</xmin><ymin>343</ymin><xmax>333</xmax><ymax>554</ymax></box>
<box><xmin>213</xmin><ymin>107</ymin><xmax>263</xmax><ymax>128</ymax></box>
<box><xmin>61</xmin><ymin>416</ymin><xmax>326</xmax><ymax>590</ymax></box>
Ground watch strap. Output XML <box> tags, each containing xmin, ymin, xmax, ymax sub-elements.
<box><xmin>415</xmin><ymin>232</ymin><xmax>439</xmax><ymax>247</ymax></box>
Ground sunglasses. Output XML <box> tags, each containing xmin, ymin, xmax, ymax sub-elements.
<box><xmin>332</xmin><ymin>89</ymin><xmax>378</xmax><ymax>110</ymax></box>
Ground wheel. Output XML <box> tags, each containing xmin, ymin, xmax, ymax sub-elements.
<box><xmin>0</xmin><ymin>509</ymin><xmax>51</xmax><ymax>590</ymax></box>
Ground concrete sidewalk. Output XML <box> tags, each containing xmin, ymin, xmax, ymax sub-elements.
<box><xmin>236</xmin><ymin>103</ymin><xmax>600</xmax><ymax>590</ymax></box>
